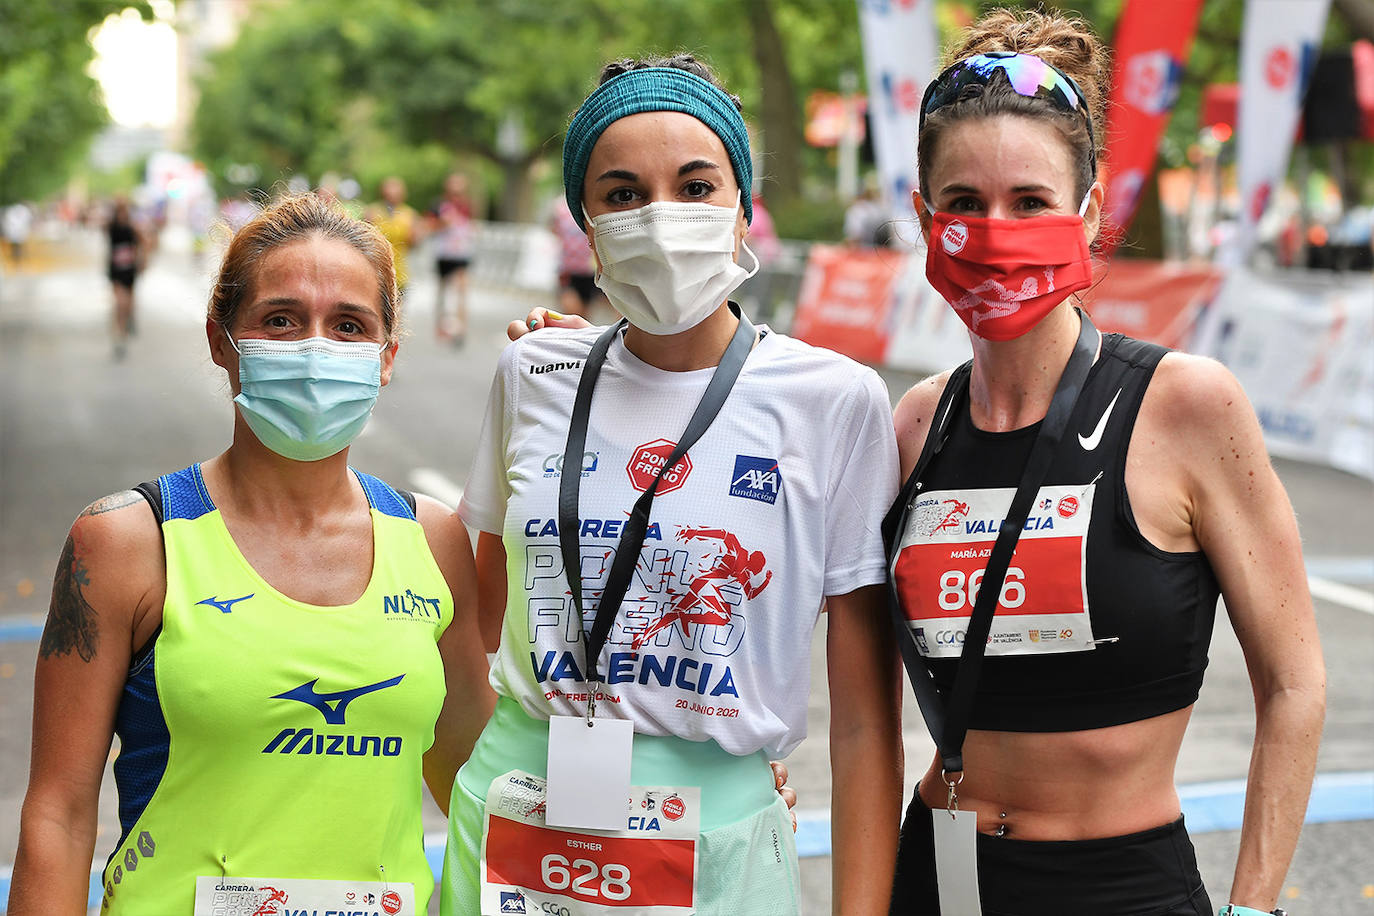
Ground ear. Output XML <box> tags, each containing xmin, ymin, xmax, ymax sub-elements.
<box><xmin>1081</xmin><ymin>181</ymin><xmax>1106</xmax><ymax>247</ymax></box>
<box><xmin>380</xmin><ymin>341</ymin><xmax>399</xmax><ymax>387</ymax></box>
<box><xmin>584</xmin><ymin>220</ymin><xmax>602</xmax><ymax>274</ymax></box>
<box><xmin>208</xmin><ymin>318</ymin><xmax>233</xmax><ymax>372</ymax></box>
<box><xmin>912</xmin><ymin>190</ymin><xmax>933</xmax><ymax>247</ymax></box>
<box><xmin>734</xmin><ymin>202</ymin><xmax>749</xmax><ymax>258</ymax></box>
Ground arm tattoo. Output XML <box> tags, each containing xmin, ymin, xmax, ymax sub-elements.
<box><xmin>39</xmin><ymin>534</ymin><xmax>100</xmax><ymax>662</ymax></box>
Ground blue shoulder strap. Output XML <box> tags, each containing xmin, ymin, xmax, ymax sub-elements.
<box><xmin>154</xmin><ymin>464</ymin><xmax>216</xmax><ymax>522</ymax></box>
<box><xmin>351</xmin><ymin>468</ymin><xmax>417</xmax><ymax>520</ymax></box>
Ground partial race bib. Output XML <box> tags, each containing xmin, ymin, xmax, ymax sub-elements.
<box><xmin>480</xmin><ymin>770</ymin><xmax>699</xmax><ymax>916</ymax></box>
<box><xmin>894</xmin><ymin>484</ymin><xmax>1098</xmax><ymax>657</ymax></box>
<box><xmin>193</xmin><ymin>876</ymin><xmax>414</xmax><ymax>916</ymax></box>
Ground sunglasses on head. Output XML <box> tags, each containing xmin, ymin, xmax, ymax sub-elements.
<box><xmin>920</xmin><ymin>52</ymin><xmax>1096</xmax><ymax>173</ymax></box>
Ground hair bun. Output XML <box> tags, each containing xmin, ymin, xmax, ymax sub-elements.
<box><xmin>945</xmin><ymin>8</ymin><xmax>1109</xmax><ymax>151</ymax></box>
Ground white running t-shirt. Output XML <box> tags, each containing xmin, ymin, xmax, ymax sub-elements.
<box><xmin>460</xmin><ymin>324</ymin><xmax>898</xmax><ymax>757</ymax></box>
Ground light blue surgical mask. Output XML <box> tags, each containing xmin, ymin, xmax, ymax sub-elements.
<box><xmin>227</xmin><ymin>335</ymin><xmax>385</xmax><ymax>462</ymax></box>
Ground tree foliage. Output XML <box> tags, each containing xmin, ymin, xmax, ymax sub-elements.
<box><xmin>188</xmin><ymin>0</ymin><xmax>1367</xmax><ymax>226</ymax></box>
<box><xmin>188</xmin><ymin>0</ymin><xmax>863</xmax><ymax>219</ymax></box>
<box><xmin>0</xmin><ymin>0</ymin><xmax>150</xmax><ymax>204</ymax></box>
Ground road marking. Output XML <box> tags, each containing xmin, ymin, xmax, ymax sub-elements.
<box><xmin>1309</xmin><ymin>576</ymin><xmax>1374</xmax><ymax>615</ymax></box>
<box><xmin>0</xmin><ymin>615</ymin><xmax>44</xmax><ymax>642</ymax></box>
<box><xmin>0</xmin><ymin>772</ymin><xmax>1371</xmax><ymax>909</ymax></box>
<box><xmin>409</xmin><ymin>468</ymin><xmax>464</xmax><ymax>509</ymax></box>
<box><xmin>1305</xmin><ymin>556</ymin><xmax>1374</xmax><ymax>583</ymax></box>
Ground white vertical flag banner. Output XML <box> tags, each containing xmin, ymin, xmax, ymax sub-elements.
<box><xmin>1229</xmin><ymin>0</ymin><xmax>1330</xmax><ymax>265</ymax></box>
<box><xmin>857</xmin><ymin>0</ymin><xmax>939</xmax><ymax>244</ymax></box>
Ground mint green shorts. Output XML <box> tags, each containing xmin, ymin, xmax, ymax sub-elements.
<box><xmin>441</xmin><ymin>697</ymin><xmax>801</xmax><ymax>915</ymax></box>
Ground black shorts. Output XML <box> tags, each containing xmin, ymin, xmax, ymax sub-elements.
<box><xmin>437</xmin><ymin>256</ymin><xmax>471</xmax><ymax>277</ymax></box>
<box><xmin>560</xmin><ymin>272</ymin><xmax>598</xmax><ymax>305</ymax></box>
<box><xmin>891</xmin><ymin>793</ymin><xmax>1212</xmax><ymax>916</ymax></box>
<box><xmin>109</xmin><ymin>268</ymin><xmax>137</xmax><ymax>289</ymax></box>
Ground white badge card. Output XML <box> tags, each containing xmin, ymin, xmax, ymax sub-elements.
<box><xmin>481</xmin><ymin>771</ymin><xmax>701</xmax><ymax>915</ymax></box>
<box><xmin>194</xmin><ymin>876</ymin><xmax>415</xmax><ymax>915</ymax></box>
<box><xmin>930</xmin><ymin>809</ymin><xmax>982</xmax><ymax>916</ymax></box>
<box><xmin>546</xmin><ymin>714</ymin><xmax>634</xmax><ymax>830</ymax></box>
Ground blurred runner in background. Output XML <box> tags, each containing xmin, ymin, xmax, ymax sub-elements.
<box><xmin>429</xmin><ymin>173</ymin><xmax>476</xmax><ymax>345</ymax></box>
<box><xmin>367</xmin><ymin>176</ymin><xmax>419</xmax><ymax>295</ymax></box>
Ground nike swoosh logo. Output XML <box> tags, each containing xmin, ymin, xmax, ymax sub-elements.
<box><xmin>1078</xmin><ymin>388</ymin><xmax>1123</xmax><ymax>451</ymax></box>
<box><xmin>272</xmin><ymin>674</ymin><xmax>406</xmax><ymax>726</ymax></box>
<box><xmin>196</xmin><ymin>594</ymin><xmax>254</xmax><ymax>614</ymax></box>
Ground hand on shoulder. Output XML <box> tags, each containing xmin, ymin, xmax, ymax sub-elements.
<box><xmin>507</xmin><ymin>308</ymin><xmax>592</xmax><ymax>342</ymax></box>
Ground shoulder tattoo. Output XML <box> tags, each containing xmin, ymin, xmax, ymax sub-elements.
<box><xmin>38</xmin><ymin>531</ymin><xmax>105</xmax><ymax>662</ymax></box>
<box><xmin>82</xmin><ymin>490</ymin><xmax>143</xmax><ymax>517</ymax></box>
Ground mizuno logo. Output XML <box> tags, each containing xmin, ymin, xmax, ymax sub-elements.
<box><xmin>1078</xmin><ymin>388</ymin><xmax>1123</xmax><ymax>451</ymax></box>
<box><xmin>196</xmin><ymin>594</ymin><xmax>254</xmax><ymax>614</ymax></box>
<box><xmin>272</xmin><ymin>674</ymin><xmax>405</xmax><ymax>725</ymax></box>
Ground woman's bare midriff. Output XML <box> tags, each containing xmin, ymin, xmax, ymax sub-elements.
<box><xmin>917</xmin><ymin>705</ymin><xmax>1193</xmax><ymax>839</ymax></box>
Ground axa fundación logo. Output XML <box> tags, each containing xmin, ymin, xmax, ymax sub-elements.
<box><xmin>729</xmin><ymin>455</ymin><xmax>782</xmax><ymax>505</ymax></box>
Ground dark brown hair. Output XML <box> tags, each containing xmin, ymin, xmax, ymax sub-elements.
<box><xmin>917</xmin><ymin>8</ymin><xmax>1109</xmax><ymax>203</ymax></box>
<box><xmin>208</xmin><ymin>192</ymin><xmax>400</xmax><ymax>340</ymax></box>
<box><xmin>597</xmin><ymin>53</ymin><xmax>743</xmax><ymax>112</ymax></box>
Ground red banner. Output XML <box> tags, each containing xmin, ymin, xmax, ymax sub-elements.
<box><xmin>791</xmin><ymin>244</ymin><xmax>903</xmax><ymax>364</ymax></box>
<box><xmin>1082</xmin><ymin>260</ymin><xmax>1221</xmax><ymax>349</ymax></box>
<box><xmin>1099</xmin><ymin>0</ymin><xmax>1204</xmax><ymax>257</ymax></box>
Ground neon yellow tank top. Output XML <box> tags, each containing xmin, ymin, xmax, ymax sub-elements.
<box><xmin>100</xmin><ymin>464</ymin><xmax>451</xmax><ymax>914</ymax></box>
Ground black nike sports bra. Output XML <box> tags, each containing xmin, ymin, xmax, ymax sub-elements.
<box><xmin>890</xmin><ymin>334</ymin><xmax>1221</xmax><ymax>731</ymax></box>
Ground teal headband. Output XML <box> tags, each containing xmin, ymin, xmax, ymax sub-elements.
<box><xmin>563</xmin><ymin>67</ymin><xmax>753</xmax><ymax>231</ymax></box>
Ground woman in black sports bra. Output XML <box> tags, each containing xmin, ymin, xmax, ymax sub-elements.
<box><xmin>885</xmin><ymin>9</ymin><xmax>1325</xmax><ymax>916</ymax></box>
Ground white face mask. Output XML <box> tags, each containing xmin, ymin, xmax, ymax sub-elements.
<box><xmin>587</xmin><ymin>200</ymin><xmax>759</xmax><ymax>336</ymax></box>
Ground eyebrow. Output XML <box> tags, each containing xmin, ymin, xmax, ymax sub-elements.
<box><xmin>938</xmin><ymin>183</ymin><xmax>1056</xmax><ymax>196</ymax></box>
<box><xmin>252</xmin><ymin>297</ymin><xmax>375</xmax><ymax>314</ymax></box>
<box><xmin>679</xmin><ymin>159</ymin><xmax>721</xmax><ymax>175</ymax></box>
<box><xmin>594</xmin><ymin>159</ymin><xmax>723</xmax><ymax>183</ymax></box>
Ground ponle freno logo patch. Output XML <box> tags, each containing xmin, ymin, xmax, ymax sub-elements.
<box><xmin>661</xmin><ymin>794</ymin><xmax>686</xmax><ymax>821</ymax></box>
<box><xmin>627</xmin><ymin>439</ymin><xmax>692</xmax><ymax>494</ymax></box>
<box><xmin>942</xmin><ymin>220</ymin><xmax>969</xmax><ymax>254</ymax></box>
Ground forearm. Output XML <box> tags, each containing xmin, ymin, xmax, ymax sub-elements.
<box><xmin>829</xmin><ymin>722</ymin><xmax>903</xmax><ymax>915</ymax></box>
<box><xmin>425</xmin><ymin>680</ymin><xmax>496</xmax><ymax>816</ymax></box>
<box><xmin>10</xmin><ymin>805</ymin><xmax>99</xmax><ymax>915</ymax></box>
<box><xmin>1228</xmin><ymin>684</ymin><xmax>1325</xmax><ymax>907</ymax></box>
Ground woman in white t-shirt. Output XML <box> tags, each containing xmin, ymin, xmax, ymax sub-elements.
<box><xmin>442</xmin><ymin>55</ymin><xmax>902</xmax><ymax>915</ymax></box>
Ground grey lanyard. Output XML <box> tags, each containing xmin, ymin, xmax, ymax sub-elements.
<box><xmin>557</xmin><ymin>306</ymin><xmax>756</xmax><ymax>719</ymax></box>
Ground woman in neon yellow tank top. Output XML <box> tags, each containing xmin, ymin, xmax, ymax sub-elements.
<box><xmin>11</xmin><ymin>193</ymin><xmax>496</xmax><ymax>915</ymax></box>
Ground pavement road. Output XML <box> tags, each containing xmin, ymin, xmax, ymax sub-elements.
<box><xmin>2</xmin><ymin>230</ymin><xmax>1371</xmax><ymax>913</ymax></box>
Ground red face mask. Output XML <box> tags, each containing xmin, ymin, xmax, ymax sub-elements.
<box><xmin>925</xmin><ymin>209</ymin><xmax>1092</xmax><ymax>341</ymax></box>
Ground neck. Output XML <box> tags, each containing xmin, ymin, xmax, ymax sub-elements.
<box><xmin>967</xmin><ymin>303</ymin><xmax>1085</xmax><ymax>432</ymax></box>
<box><xmin>622</xmin><ymin>302</ymin><xmax>739</xmax><ymax>372</ymax></box>
<box><xmin>204</xmin><ymin>418</ymin><xmax>361</xmax><ymax>518</ymax></box>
